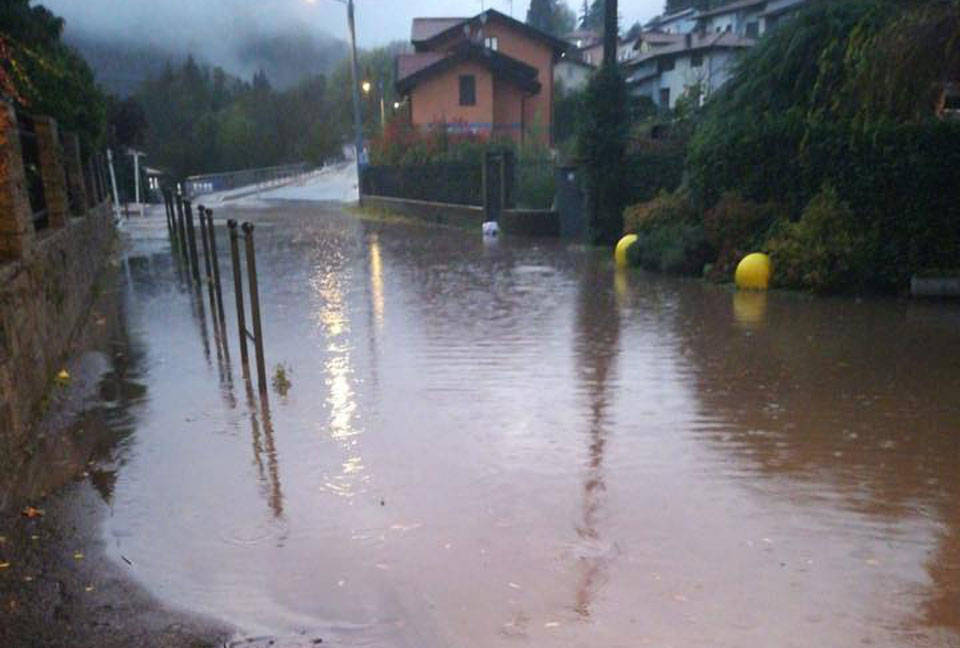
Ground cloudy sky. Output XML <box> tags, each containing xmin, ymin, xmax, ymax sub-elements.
<box><xmin>41</xmin><ymin>0</ymin><xmax>665</xmax><ymax>50</ymax></box>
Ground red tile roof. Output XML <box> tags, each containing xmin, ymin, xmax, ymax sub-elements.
<box><xmin>396</xmin><ymin>52</ymin><xmax>447</xmax><ymax>81</ymax></box>
<box><xmin>411</xmin><ymin>18</ymin><xmax>467</xmax><ymax>43</ymax></box>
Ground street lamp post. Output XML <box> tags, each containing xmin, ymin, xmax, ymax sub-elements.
<box><xmin>346</xmin><ymin>0</ymin><xmax>364</xmax><ymax>184</ymax></box>
<box><xmin>127</xmin><ymin>149</ymin><xmax>146</xmax><ymax>218</ymax></box>
<box><xmin>314</xmin><ymin>0</ymin><xmax>363</xmax><ymax>189</ymax></box>
<box><xmin>378</xmin><ymin>78</ymin><xmax>385</xmax><ymax>131</ymax></box>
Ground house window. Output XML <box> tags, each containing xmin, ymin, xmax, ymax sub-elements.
<box><xmin>746</xmin><ymin>22</ymin><xmax>759</xmax><ymax>38</ymax></box>
<box><xmin>459</xmin><ymin>75</ymin><xmax>476</xmax><ymax>106</ymax></box>
<box><xmin>484</xmin><ymin>36</ymin><xmax>498</xmax><ymax>51</ymax></box>
<box><xmin>658</xmin><ymin>57</ymin><xmax>675</xmax><ymax>73</ymax></box>
<box><xmin>659</xmin><ymin>88</ymin><xmax>671</xmax><ymax>107</ymax></box>
<box><xmin>691</xmin><ymin>53</ymin><xmax>703</xmax><ymax>67</ymax></box>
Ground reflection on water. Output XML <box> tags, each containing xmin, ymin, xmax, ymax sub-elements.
<box><xmin>572</xmin><ymin>258</ymin><xmax>620</xmax><ymax>619</ymax></box>
<box><xmin>101</xmin><ymin>208</ymin><xmax>960</xmax><ymax>647</ymax></box>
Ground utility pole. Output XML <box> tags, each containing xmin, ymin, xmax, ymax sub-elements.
<box><xmin>128</xmin><ymin>149</ymin><xmax>145</xmax><ymax>218</ymax></box>
<box><xmin>603</xmin><ymin>0</ymin><xmax>618</xmax><ymax>67</ymax></box>
<box><xmin>378</xmin><ymin>78</ymin><xmax>386</xmax><ymax>131</ymax></box>
<box><xmin>106</xmin><ymin>149</ymin><xmax>122</xmax><ymax>221</ymax></box>
<box><xmin>347</xmin><ymin>0</ymin><xmax>364</xmax><ymax>190</ymax></box>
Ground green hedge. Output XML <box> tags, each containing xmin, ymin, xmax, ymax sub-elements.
<box><xmin>689</xmin><ymin>116</ymin><xmax>960</xmax><ymax>290</ymax></box>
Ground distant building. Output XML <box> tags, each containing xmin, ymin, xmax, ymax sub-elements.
<box><xmin>554</xmin><ymin>56</ymin><xmax>594</xmax><ymax>92</ymax></box>
<box><xmin>628</xmin><ymin>0</ymin><xmax>810</xmax><ymax>110</ymax></box>
<box><xmin>395</xmin><ymin>9</ymin><xmax>569</xmax><ymax>145</ymax></box>
<box><xmin>628</xmin><ymin>31</ymin><xmax>753</xmax><ymax>109</ymax></box>
<box><xmin>644</xmin><ymin>7</ymin><xmax>699</xmax><ymax>34</ymax></box>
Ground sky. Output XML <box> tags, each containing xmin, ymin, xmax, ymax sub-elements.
<box><xmin>41</xmin><ymin>0</ymin><xmax>666</xmax><ymax>51</ymax></box>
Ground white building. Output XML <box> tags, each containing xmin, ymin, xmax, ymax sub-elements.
<box><xmin>628</xmin><ymin>0</ymin><xmax>809</xmax><ymax>110</ymax></box>
<box><xmin>555</xmin><ymin>55</ymin><xmax>594</xmax><ymax>92</ymax></box>
<box><xmin>644</xmin><ymin>8</ymin><xmax>699</xmax><ymax>34</ymax></box>
<box><xmin>628</xmin><ymin>31</ymin><xmax>754</xmax><ymax>109</ymax></box>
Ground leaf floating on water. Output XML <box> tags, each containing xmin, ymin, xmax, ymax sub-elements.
<box><xmin>508</xmin><ymin>582</ymin><xmax>521</xmax><ymax>590</ymax></box>
<box><xmin>73</xmin><ymin>551</ymin><xmax>84</xmax><ymax>560</ymax></box>
<box><xmin>0</xmin><ymin>562</ymin><xmax>10</xmax><ymax>570</ymax></box>
<box><xmin>21</xmin><ymin>506</ymin><xmax>44</xmax><ymax>518</ymax></box>
<box><xmin>865</xmin><ymin>558</ymin><xmax>880</xmax><ymax>566</ymax></box>
<box><xmin>84</xmin><ymin>585</ymin><xmax>95</xmax><ymax>592</ymax></box>
<box><xmin>544</xmin><ymin>622</ymin><xmax>560</xmax><ymax>628</ymax></box>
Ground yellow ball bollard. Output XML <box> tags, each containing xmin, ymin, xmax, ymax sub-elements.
<box><xmin>614</xmin><ymin>234</ymin><xmax>638</xmax><ymax>268</ymax></box>
<box><xmin>735</xmin><ymin>253</ymin><xmax>772</xmax><ymax>290</ymax></box>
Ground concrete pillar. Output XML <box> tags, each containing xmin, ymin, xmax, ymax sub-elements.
<box><xmin>34</xmin><ymin>116</ymin><xmax>69</xmax><ymax>228</ymax></box>
<box><xmin>61</xmin><ymin>132</ymin><xmax>88</xmax><ymax>216</ymax></box>
<box><xmin>0</xmin><ymin>102</ymin><xmax>35</xmax><ymax>261</ymax></box>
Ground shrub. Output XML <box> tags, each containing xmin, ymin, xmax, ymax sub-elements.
<box><xmin>765</xmin><ymin>185</ymin><xmax>875</xmax><ymax>293</ymax></box>
<box><xmin>703</xmin><ymin>192</ymin><xmax>784</xmax><ymax>281</ymax></box>
<box><xmin>623</xmin><ymin>190</ymin><xmax>713</xmax><ymax>275</ymax></box>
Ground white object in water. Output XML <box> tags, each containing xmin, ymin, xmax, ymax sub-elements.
<box><xmin>482</xmin><ymin>221</ymin><xmax>500</xmax><ymax>238</ymax></box>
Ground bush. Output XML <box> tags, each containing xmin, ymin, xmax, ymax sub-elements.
<box><xmin>623</xmin><ymin>144</ymin><xmax>686</xmax><ymax>206</ymax></box>
<box><xmin>623</xmin><ymin>191</ymin><xmax>713</xmax><ymax>275</ymax></box>
<box><xmin>703</xmin><ymin>192</ymin><xmax>784</xmax><ymax>281</ymax></box>
<box><xmin>765</xmin><ymin>185</ymin><xmax>875</xmax><ymax>293</ymax></box>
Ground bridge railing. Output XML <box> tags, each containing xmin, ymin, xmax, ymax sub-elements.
<box><xmin>184</xmin><ymin>162</ymin><xmax>312</xmax><ymax>198</ymax></box>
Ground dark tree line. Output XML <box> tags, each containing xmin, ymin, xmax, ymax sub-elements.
<box><xmin>134</xmin><ymin>57</ymin><xmax>343</xmax><ymax>179</ymax></box>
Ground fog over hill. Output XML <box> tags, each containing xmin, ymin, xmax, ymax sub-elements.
<box><xmin>64</xmin><ymin>26</ymin><xmax>347</xmax><ymax>96</ymax></box>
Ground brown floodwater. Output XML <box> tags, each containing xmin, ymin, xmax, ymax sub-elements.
<box><xmin>102</xmin><ymin>205</ymin><xmax>959</xmax><ymax>647</ymax></box>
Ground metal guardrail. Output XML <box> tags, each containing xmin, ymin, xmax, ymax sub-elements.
<box><xmin>183</xmin><ymin>163</ymin><xmax>311</xmax><ymax>198</ymax></box>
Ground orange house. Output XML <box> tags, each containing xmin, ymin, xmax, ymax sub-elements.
<box><xmin>396</xmin><ymin>10</ymin><xmax>568</xmax><ymax>145</ymax></box>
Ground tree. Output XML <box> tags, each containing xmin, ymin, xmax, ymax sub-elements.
<box><xmin>107</xmin><ymin>96</ymin><xmax>147</xmax><ymax>149</ymax></box>
<box><xmin>580</xmin><ymin>0</ymin><xmax>605</xmax><ymax>31</ymax></box>
<box><xmin>0</xmin><ymin>0</ymin><xmax>106</xmax><ymax>147</ymax></box>
<box><xmin>624</xmin><ymin>20</ymin><xmax>642</xmax><ymax>40</ymax></box>
<box><xmin>527</xmin><ymin>0</ymin><xmax>577</xmax><ymax>36</ymax></box>
<box><xmin>578</xmin><ymin>0</ymin><xmax>627</xmax><ymax>244</ymax></box>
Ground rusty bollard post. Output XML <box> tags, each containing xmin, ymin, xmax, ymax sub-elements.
<box><xmin>175</xmin><ymin>192</ymin><xmax>189</xmax><ymax>263</ymax></box>
<box><xmin>184</xmin><ymin>200</ymin><xmax>202</xmax><ymax>284</ymax></box>
<box><xmin>197</xmin><ymin>205</ymin><xmax>218</xmax><ymax>317</ymax></box>
<box><xmin>205</xmin><ymin>208</ymin><xmax>226</xmax><ymax>325</ymax></box>
<box><xmin>242</xmin><ymin>222</ymin><xmax>268</xmax><ymax>394</ymax></box>
<box><xmin>162</xmin><ymin>190</ymin><xmax>174</xmax><ymax>239</ymax></box>
<box><xmin>228</xmin><ymin>220</ymin><xmax>250</xmax><ymax>369</ymax></box>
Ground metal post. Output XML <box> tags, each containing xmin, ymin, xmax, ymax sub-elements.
<box><xmin>162</xmin><ymin>190</ymin><xmax>173</xmax><ymax>237</ymax></box>
<box><xmin>347</xmin><ymin>0</ymin><xmax>364</xmax><ymax>186</ymax></box>
<box><xmin>243</xmin><ymin>222</ymin><xmax>268</xmax><ymax>394</ymax></box>
<box><xmin>378</xmin><ymin>78</ymin><xmax>386</xmax><ymax>131</ymax></box>
<box><xmin>184</xmin><ymin>200</ymin><xmax>202</xmax><ymax>284</ymax></box>
<box><xmin>228</xmin><ymin>220</ymin><xmax>250</xmax><ymax>369</ymax></box>
<box><xmin>175</xmin><ymin>193</ymin><xmax>188</xmax><ymax>259</ymax></box>
<box><xmin>106</xmin><ymin>149</ymin><xmax>122</xmax><ymax>221</ymax></box>
<box><xmin>197</xmin><ymin>206</ymin><xmax>218</xmax><ymax>318</ymax></box>
<box><xmin>129</xmin><ymin>149</ymin><xmax>145</xmax><ymax>218</ymax></box>
<box><xmin>205</xmin><ymin>208</ymin><xmax>227</xmax><ymax>325</ymax></box>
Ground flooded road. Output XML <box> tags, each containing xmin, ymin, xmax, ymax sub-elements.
<box><xmin>106</xmin><ymin>204</ymin><xmax>959</xmax><ymax>647</ymax></box>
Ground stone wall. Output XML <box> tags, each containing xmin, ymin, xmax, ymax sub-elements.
<box><xmin>0</xmin><ymin>100</ymin><xmax>115</xmax><ymax>465</ymax></box>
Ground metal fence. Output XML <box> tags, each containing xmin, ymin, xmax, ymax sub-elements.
<box><xmin>184</xmin><ymin>163</ymin><xmax>311</xmax><ymax>198</ymax></box>
<box><xmin>361</xmin><ymin>162</ymin><xmax>483</xmax><ymax>206</ymax></box>
<box><xmin>515</xmin><ymin>159</ymin><xmax>556</xmax><ymax>210</ymax></box>
<box><xmin>362</xmin><ymin>158</ymin><xmax>557</xmax><ymax>210</ymax></box>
